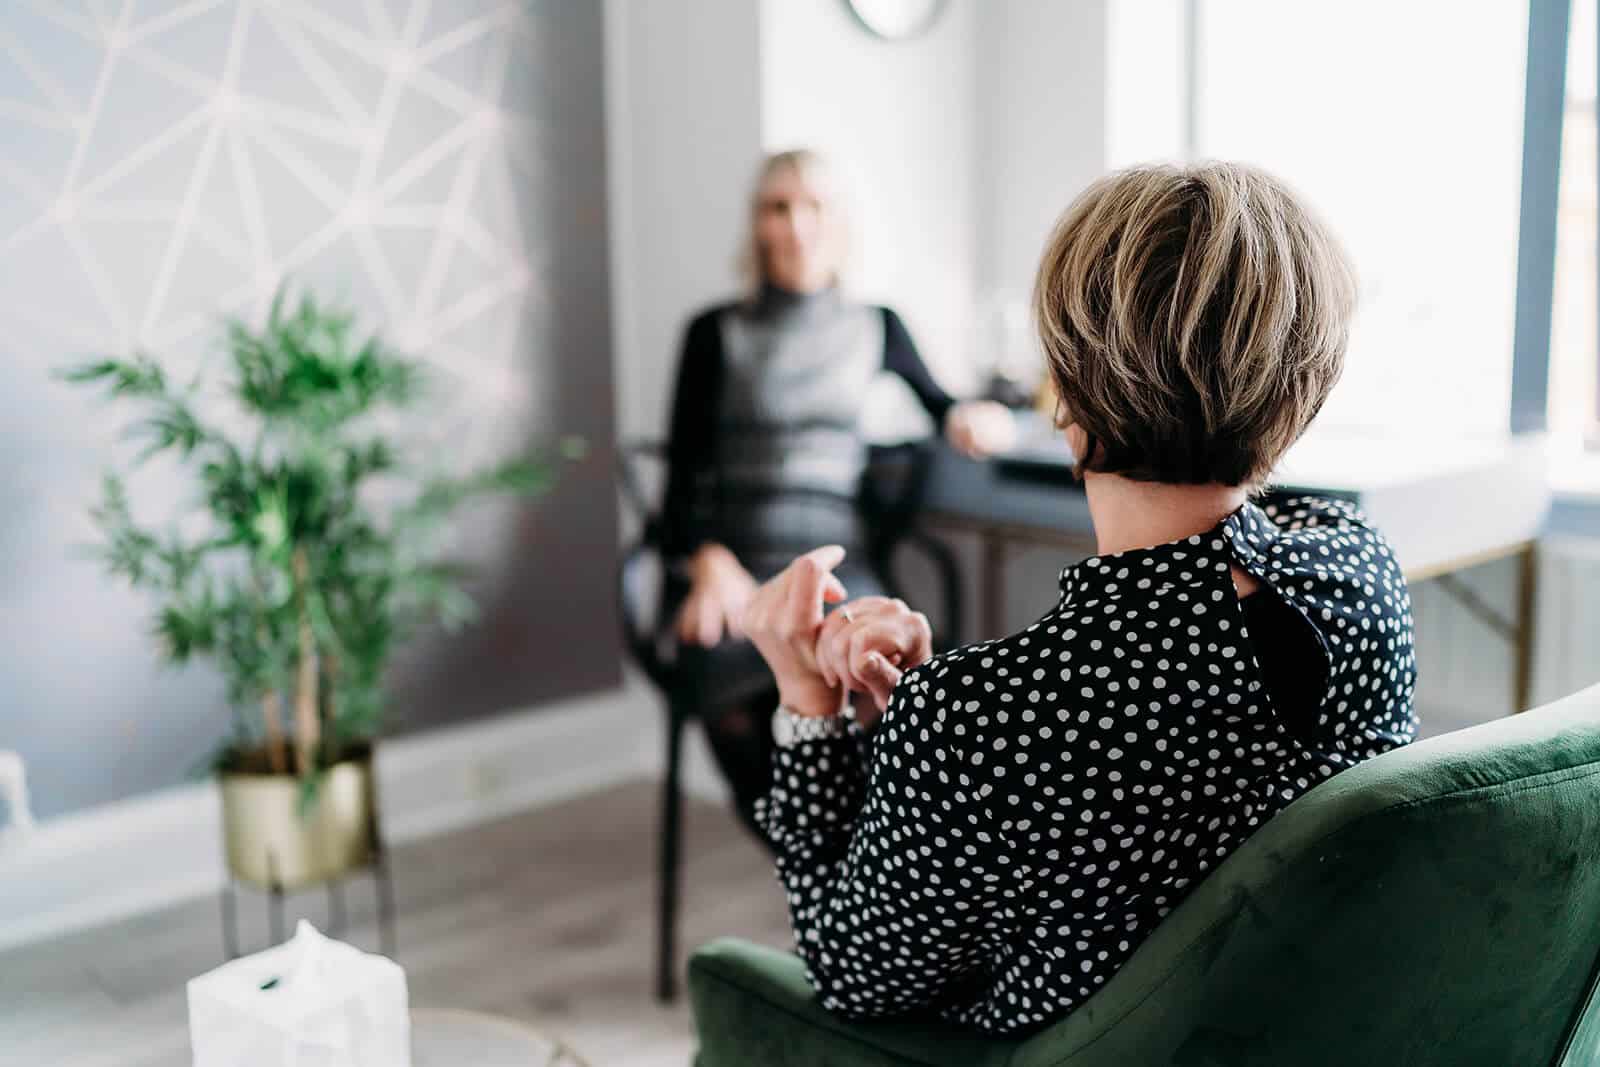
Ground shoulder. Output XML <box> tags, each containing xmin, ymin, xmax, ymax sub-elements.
<box><xmin>677</xmin><ymin>303</ymin><xmax>741</xmax><ymax>371</ymax></box>
<box><xmin>685</xmin><ymin>301</ymin><xmax>740</xmax><ymax>337</ymax></box>
<box><xmin>1256</xmin><ymin>496</ymin><xmax>1417</xmax><ymax>747</ymax></box>
<box><xmin>1257</xmin><ymin>495</ymin><xmax>1413</xmax><ymax>691</ymax></box>
<box><xmin>883</xmin><ymin>618</ymin><xmax>1077</xmax><ymax>748</ymax></box>
<box><xmin>870</xmin><ymin>648</ymin><xmax>998</xmax><ymax>813</ymax></box>
<box><xmin>874</xmin><ymin>618</ymin><xmax>1095</xmax><ymax>841</ymax></box>
<box><xmin>1258</xmin><ymin>495</ymin><xmax>1406</xmax><ymax>594</ymax></box>
<box><xmin>875</xmin><ymin>641</ymin><xmax>992</xmax><ymax>749</ymax></box>
<box><xmin>877</xmin><ymin>305</ymin><xmax>910</xmax><ymax>336</ymax></box>
<box><xmin>1261</xmin><ymin>493</ymin><xmax>1372</xmax><ymax>534</ymax></box>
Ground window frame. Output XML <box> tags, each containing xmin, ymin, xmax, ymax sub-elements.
<box><xmin>1510</xmin><ymin>0</ymin><xmax>1574</xmax><ymax>434</ymax></box>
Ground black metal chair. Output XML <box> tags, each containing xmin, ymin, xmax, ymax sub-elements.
<box><xmin>616</xmin><ymin>439</ymin><xmax>963</xmax><ymax>1001</ymax></box>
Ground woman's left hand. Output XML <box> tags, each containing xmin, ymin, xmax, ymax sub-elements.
<box><xmin>945</xmin><ymin>400</ymin><xmax>1018</xmax><ymax>458</ymax></box>
<box><xmin>738</xmin><ymin>545</ymin><xmax>851</xmax><ymax>717</ymax></box>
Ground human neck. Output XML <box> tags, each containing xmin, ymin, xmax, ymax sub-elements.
<box><xmin>1083</xmin><ymin>473</ymin><xmax>1249</xmax><ymax>556</ymax></box>
<box><xmin>763</xmin><ymin>274</ymin><xmax>834</xmax><ymax>299</ymax></box>
<box><xmin>755</xmin><ymin>278</ymin><xmax>838</xmax><ymax>319</ymax></box>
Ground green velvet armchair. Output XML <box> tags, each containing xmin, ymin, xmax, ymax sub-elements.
<box><xmin>689</xmin><ymin>683</ymin><xmax>1600</xmax><ymax>1067</ymax></box>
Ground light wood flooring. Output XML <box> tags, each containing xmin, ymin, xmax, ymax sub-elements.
<box><xmin>0</xmin><ymin>781</ymin><xmax>791</xmax><ymax>1067</ymax></box>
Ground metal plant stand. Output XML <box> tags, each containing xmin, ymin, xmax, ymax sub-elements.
<box><xmin>220</xmin><ymin>843</ymin><xmax>397</xmax><ymax>960</ymax></box>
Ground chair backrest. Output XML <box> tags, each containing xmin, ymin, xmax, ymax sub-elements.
<box><xmin>855</xmin><ymin>441</ymin><xmax>938</xmax><ymax>564</ymax></box>
<box><xmin>1005</xmin><ymin>682</ymin><xmax>1600</xmax><ymax>1067</ymax></box>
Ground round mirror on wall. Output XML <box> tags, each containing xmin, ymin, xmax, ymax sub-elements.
<box><xmin>844</xmin><ymin>0</ymin><xmax>948</xmax><ymax>41</ymax></box>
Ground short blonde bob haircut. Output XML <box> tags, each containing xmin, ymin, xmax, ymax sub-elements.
<box><xmin>1033</xmin><ymin>161</ymin><xmax>1356</xmax><ymax>487</ymax></box>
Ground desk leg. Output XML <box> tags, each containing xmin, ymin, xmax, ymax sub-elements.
<box><xmin>1513</xmin><ymin>542</ymin><xmax>1539</xmax><ymax>714</ymax></box>
<box><xmin>982</xmin><ymin>532</ymin><xmax>1006</xmax><ymax>639</ymax></box>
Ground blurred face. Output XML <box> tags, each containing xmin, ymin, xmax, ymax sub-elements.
<box><xmin>755</xmin><ymin>165</ymin><xmax>837</xmax><ymax>293</ymax></box>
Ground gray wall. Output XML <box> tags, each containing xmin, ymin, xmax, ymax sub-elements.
<box><xmin>0</xmin><ymin>0</ymin><xmax>618</xmax><ymax>818</ymax></box>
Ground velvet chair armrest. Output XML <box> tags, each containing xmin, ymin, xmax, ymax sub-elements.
<box><xmin>688</xmin><ymin>938</ymin><xmax>1016</xmax><ymax>1067</ymax></box>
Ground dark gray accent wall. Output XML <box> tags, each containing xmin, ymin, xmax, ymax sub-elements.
<box><xmin>0</xmin><ymin>0</ymin><xmax>618</xmax><ymax>818</ymax></box>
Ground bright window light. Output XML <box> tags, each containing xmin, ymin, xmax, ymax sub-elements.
<box><xmin>1193</xmin><ymin>1</ymin><xmax>1529</xmax><ymax>436</ymax></box>
<box><xmin>1550</xmin><ymin>0</ymin><xmax>1600</xmax><ymax>447</ymax></box>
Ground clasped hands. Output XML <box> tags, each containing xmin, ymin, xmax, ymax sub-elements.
<box><xmin>739</xmin><ymin>545</ymin><xmax>933</xmax><ymax>727</ymax></box>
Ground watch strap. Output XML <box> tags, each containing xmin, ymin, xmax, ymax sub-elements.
<box><xmin>772</xmin><ymin>704</ymin><xmax>851</xmax><ymax>747</ymax></box>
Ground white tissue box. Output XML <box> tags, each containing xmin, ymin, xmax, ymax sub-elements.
<box><xmin>188</xmin><ymin>920</ymin><xmax>410</xmax><ymax>1067</ymax></box>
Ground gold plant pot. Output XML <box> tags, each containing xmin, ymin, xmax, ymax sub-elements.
<box><xmin>219</xmin><ymin>747</ymin><xmax>379</xmax><ymax>892</ymax></box>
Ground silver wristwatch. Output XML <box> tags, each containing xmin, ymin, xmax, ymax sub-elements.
<box><xmin>771</xmin><ymin>703</ymin><xmax>852</xmax><ymax>748</ymax></box>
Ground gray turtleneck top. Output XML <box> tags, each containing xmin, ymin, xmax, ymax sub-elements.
<box><xmin>662</xmin><ymin>286</ymin><xmax>954</xmax><ymax>571</ymax></box>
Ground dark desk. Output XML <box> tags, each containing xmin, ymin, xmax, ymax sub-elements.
<box><xmin>915</xmin><ymin>443</ymin><xmax>1094</xmax><ymax>641</ymax></box>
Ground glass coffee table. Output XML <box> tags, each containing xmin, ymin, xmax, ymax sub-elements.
<box><xmin>412</xmin><ymin>1008</ymin><xmax>590</xmax><ymax>1066</ymax></box>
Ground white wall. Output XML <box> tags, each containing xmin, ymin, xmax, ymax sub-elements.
<box><xmin>977</xmin><ymin>1</ymin><xmax>1111</xmax><ymax>303</ymax></box>
<box><xmin>760</xmin><ymin>0</ymin><xmax>982</xmax><ymax>396</ymax></box>
<box><xmin>967</xmin><ymin>1</ymin><xmax>1113</xmax><ymax>621</ymax></box>
<box><xmin>1106</xmin><ymin>0</ymin><xmax>1187</xmax><ymax>168</ymax></box>
<box><xmin>603</xmin><ymin>0</ymin><xmax>764</xmax><ymax>447</ymax></box>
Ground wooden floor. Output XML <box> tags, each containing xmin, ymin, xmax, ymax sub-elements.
<box><xmin>0</xmin><ymin>781</ymin><xmax>791</xmax><ymax>1067</ymax></box>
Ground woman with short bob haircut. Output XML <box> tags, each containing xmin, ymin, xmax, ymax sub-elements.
<box><xmin>740</xmin><ymin>162</ymin><xmax>1419</xmax><ymax>1034</ymax></box>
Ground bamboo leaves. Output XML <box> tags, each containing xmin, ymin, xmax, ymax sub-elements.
<box><xmin>62</xmin><ymin>285</ymin><xmax>570</xmax><ymax>784</ymax></box>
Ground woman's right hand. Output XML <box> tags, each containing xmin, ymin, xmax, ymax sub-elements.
<box><xmin>675</xmin><ymin>543</ymin><xmax>759</xmax><ymax>647</ymax></box>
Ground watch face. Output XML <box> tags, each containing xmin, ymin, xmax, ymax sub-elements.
<box><xmin>845</xmin><ymin>0</ymin><xmax>947</xmax><ymax>41</ymax></box>
<box><xmin>772</xmin><ymin>709</ymin><xmax>796</xmax><ymax>746</ymax></box>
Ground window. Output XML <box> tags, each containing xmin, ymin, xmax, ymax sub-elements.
<box><xmin>1550</xmin><ymin>0</ymin><xmax>1600</xmax><ymax>447</ymax></box>
<box><xmin>1109</xmin><ymin>2</ymin><xmax>1597</xmax><ymax>449</ymax></box>
<box><xmin>1188</xmin><ymin>0</ymin><xmax>1529</xmax><ymax>437</ymax></box>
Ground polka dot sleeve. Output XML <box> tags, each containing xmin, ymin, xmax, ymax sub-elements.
<box><xmin>755</xmin><ymin>662</ymin><xmax>1013</xmax><ymax>1023</ymax></box>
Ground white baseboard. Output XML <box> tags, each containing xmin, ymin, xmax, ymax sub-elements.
<box><xmin>379</xmin><ymin>678</ymin><xmax>659</xmax><ymax>844</ymax></box>
<box><xmin>0</xmin><ymin>679</ymin><xmax>666</xmax><ymax>954</ymax></box>
<box><xmin>0</xmin><ymin>780</ymin><xmax>230</xmax><ymax>954</ymax></box>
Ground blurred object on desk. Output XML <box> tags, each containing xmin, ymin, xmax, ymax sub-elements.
<box><xmin>991</xmin><ymin>410</ymin><xmax>1078</xmax><ymax>485</ymax></box>
<box><xmin>984</xmin><ymin>372</ymin><xmax>1036</xmax><ymax>410</ymax></box>
<box><xmin>976</xmin><ymin>292</ymin><xmax>1043</xmax><ymax>409</ymax></box>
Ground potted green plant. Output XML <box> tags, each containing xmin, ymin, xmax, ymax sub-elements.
<box><xmin>64</xmin><ymin>288</ymin><xmax>576</xmax><ymax>891</ymax></box>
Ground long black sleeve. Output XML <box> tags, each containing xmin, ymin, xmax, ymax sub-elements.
<box><xmin>881</xmin><ymin>307</ymin><xmax>955</xmax><ymax>427</ymax></box>
<box><xmin>754</xmin><ymin>661</ymin><xmax>1008</xmax><ymax>1025</ymax></box>
<box><xmin>659</xmin><ymin>308</ymin><xmax>726</xmax><ymax>561</ymax></box>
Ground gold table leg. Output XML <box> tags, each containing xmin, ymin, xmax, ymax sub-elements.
<box><xmin>1513</xmin><ymin>542</ymin><xmax>1539</xmax><ymax>714</ymax></box>
<box><xmin>982</xmin><ymin>531</ymin><xmax>1006</xmax><ymax>639</ymax></box>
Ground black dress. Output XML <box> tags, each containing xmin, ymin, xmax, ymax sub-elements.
<box><xmin>755</xmin><ymin>496</ymin><xmax>1419</xmax><ymax>1034</ymax></box>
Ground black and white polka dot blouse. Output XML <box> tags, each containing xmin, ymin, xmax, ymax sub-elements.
<box><xmin>754</xmin><ymin>495</ymin><xmax>1418</xmax><ymax>1035</ymax></box>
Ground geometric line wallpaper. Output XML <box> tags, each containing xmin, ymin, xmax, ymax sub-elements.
<box><xmin>0</xmin><ymin>0</ymin><xmax>617</xmax><ymax>817</ymax></box>
<box><xmin>6</xmin><ymin>0</ymin><xmax>540</xmax><ymax>453</ymax></box>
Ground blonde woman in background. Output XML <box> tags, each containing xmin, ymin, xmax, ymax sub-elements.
<box><xmin>659</xmin><ymin>148</ymin><xmax>1015</xmax><ymax>840</ymax></box>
